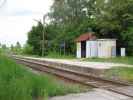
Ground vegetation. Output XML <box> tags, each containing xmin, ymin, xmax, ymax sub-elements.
<box><xmin>0</xmin><ymin>54</ymin><xmax>83</xmax><ymax>100</ymax></box>
<box><xmin>45</xmin><ymin>52</ymin><xmax>75</xmax><ymax>59</ymax></box>
<box><xmin>26</xmin><ymin>0</ymin><xmax>133</xmax><ymax>56</ymax></box>
<box><xmin>84</xmin><ymin>57</ymin><xmax>133</xmax><ymax>65</ymax></box>
<box><xmin>10</xmin><ymin>42</ymin><xmax>22</xmax><ymax>54</ymax></box>
<box><xmin>105</xmin><ymin>67</ymin><xmax>133</xmax><ymax>83</ymax></box>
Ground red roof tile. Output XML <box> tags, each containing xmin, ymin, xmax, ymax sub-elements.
<box><xmin>75</xmin><ymin>33</ymin><xmax>96</xmax><ymax>42</ymax></box>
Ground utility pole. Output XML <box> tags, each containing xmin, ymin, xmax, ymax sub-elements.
<box><xmin>42</xmin><ymin>14</ymin><xmax>47</xmax><ymax>57</ymax></box>
<box><xmin>34</xmin><ymin>14</ymin><xmax>47</xmax><ymax>57</ymax></box>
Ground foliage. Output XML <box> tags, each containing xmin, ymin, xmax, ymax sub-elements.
<box><xmin>26</xmin><ymin>0</ymin><xmax>133</xmax><ymax>56</ymax></box>
<box><xmin>27</xmin><ymin>23</ymin><xmax>44</xmax><ymax>56</ymax></box>
<box><xmin>22</xmin><ymin>44</ymin><xmax>33</xmax><ymax>55</ymax></box>
<box><xmin>46</xmin><ymin>51</ymin><xmax>75</xmax><ymax>59</ymax></box>
<box><xmin>121</xmin><ymin>27</ymin><xmax>133</xmax><ymax>55</ymax></box>
<box><xmin>0</xmin><ymin>55</ymin><xmax>82</xmax><ymax>100</ymax></box>
<box><xmin>10</xmin><ymin>42</ymin><xmax>22</xmax><ymax>54</ymax></box>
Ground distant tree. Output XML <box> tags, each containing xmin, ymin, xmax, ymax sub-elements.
<box><xmin>0</xmin><ymin>43</ymin><xmax>1</xmax><ymax>48</ymax></box>
<box><xmin>16</xmin><ymin>42</ymin><xmax>21</xmax><ymax>49</ymax></box>
<box><xmin>13</xmin><ymin>42</ymin><xmax>22</xmax><ymax>54</ymax></box>
<box><xmin>22</xmin><ymin>44</ymin><xmax>33</xmax><ymax>54</ymax></box>
<box><xmin>10</xmin><ymin>44</ymin><xmax>14</xmax><ymax>51</ymax></box>
<box><xmin>2</xmin><ymin>44</ymin><xmax>7</xmax><ymax>50</ymax></box>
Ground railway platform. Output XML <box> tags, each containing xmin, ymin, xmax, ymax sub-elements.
<box><xmin>15</xmin><ymin>55</ymin><xmax>133</xmax><ymax>76</ymax></box>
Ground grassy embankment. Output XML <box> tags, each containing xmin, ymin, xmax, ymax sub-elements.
<box><xmin>0</xmin><ymin>55</ymin><xmax>85</xmax><ymax>100</ymax></box>
<box><xmin>84</xmin><ymin>57</ymin><xmax>133</xmax><ymax>83</ymax></box>
<box><xmin>19</xmin><ymin>52</ymin><xmax>133</xmax><ymax>83</ymax></box>
<box><xmin>83</xmin><ymin>57</ymin><xmax>133</xmax><ymax>65</ymax></box>
<box><xmin>104</xmin><ymin>67</ymin><xmax>133</xmax><ymax>83</ymax></box>
<box><xmin>23</xmin><ymin>52</ymin><xmax>75</xmax><ymax>59</ymax></box>
<box><xmin>45</xmin><ymin>54</ymin><xmax>133</xmax><ymax>83</ymax></box>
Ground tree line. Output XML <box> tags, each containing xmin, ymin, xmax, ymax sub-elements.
<box><xmin>26</xmin><ymin>0</ymin><xmax>133</xmax><ymax>56</ymax></box>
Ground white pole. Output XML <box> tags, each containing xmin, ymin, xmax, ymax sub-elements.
<box><xmin>121</xmin><ymin>48</ymin><xmax>126</xmax><ymax>57</ymax></box>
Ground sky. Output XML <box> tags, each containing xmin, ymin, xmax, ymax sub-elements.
<box><xmin>0</xmin><ymin>0</ymin><xmax>53</xmax><ymax>46</ymax></box>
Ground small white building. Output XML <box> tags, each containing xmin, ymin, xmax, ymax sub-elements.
<box><xmin>76</xmin><ymin>33</ymin><xmax>116</xmax><ymax>58</ymax></box>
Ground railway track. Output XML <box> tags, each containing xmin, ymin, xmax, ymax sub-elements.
<box><xmin>13</xmin><ymin>56</ymin><xmax>133</xmax><ymax>98</ymax></box>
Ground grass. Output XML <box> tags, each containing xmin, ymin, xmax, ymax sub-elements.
<box><xmin>45</xmin><ymin>52</ymin><xmax>75</xmax><ymax>59</ymax></box>
<box><xmin>20</xmin><ymin>52</ymin><xmax>75</xmax><ymax>59</ymax></box>
<box><xmin>0</xmin><ymin>54</ymin><xmax>84</xmax><ymax>100</ymax></box>
<box><xmin>83</xmin><ymin>57</ymin><xmax>133</xmax><ymax>65</ymax></box>
<box><xmin>104</xmin><ymin>67</ymin><xmax>133</xmax><ymax>83</ymax></box>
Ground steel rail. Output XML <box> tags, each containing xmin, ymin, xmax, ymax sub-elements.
<box><xmin>13</xmin><ymin>56</ymin><xmax>133</xmax><ymax>98</ymax></box>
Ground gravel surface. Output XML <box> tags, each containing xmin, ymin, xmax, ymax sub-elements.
<box><xmin>49</xmin><ymin>88</ymin><xmax>131</xmax><ymax>100</ymax></box>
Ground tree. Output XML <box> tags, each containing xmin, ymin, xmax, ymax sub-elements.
<box><xmin>27</xmin><ymin>22</ymin><xmax>44</xmax><ymax>55</ymax></box>
<box><xmin>121</xmin><ymin>27</ymin><xmax>133</xmax><ymax>55</ymax></box>
<box><xmin>26</xmin><ymin>0</ymin><xmax>133</xmax><ymax>56</ymax></box>
<box><xmin>94</xmin><ymin>0</ymin><xmax>133</xmax><ymax>55</ymax></box>
<box><xmin>10</xmin><ymin>44</ymin><xmax>14</xmax><ymax>52</ymax></box>
<box><xmin>48</xmin><ymin>0</ymin><xmax>97</xmax><ymax>54</ymax></box>
<box><xmin>1</xmin><ymin>44</ymin><xmax>8</xmax><ymax>53</ymax></box>
<box><xmin>2</xmin><ymin>44</ymin><xmax>7</xmax><ymax>50</ymax></box>
<box><xmin>11</xmin><ymin>42</ymin><xmax>22</xmax><ymax>54</ymax></box>
<box><xmin>22</xmin><ymin>44</ymin><xmax>33</xmax><ymax>54</ymax></box>
<box><xmin>94</xmin><ymin>0</ymin><xmax>133</xmax><ymax>36</ymax></box>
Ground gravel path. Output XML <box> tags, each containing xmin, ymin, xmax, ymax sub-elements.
<box><xmin>49</xmin><ymin>88</ymin><xmax>131</xmax><ymax>100</ymax></box>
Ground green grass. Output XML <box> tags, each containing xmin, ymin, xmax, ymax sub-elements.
<box><xmin>83</xmin><ymin>57</ymin><xmax>133</xmax><ymax>65</ymax></box>
<box><xmin>0</xmin><ymin>54</ymin><xmax>83</xmax><ymax>100</ymax></box>
<box><xmin>105</xmin><ymin>67</ymin><xmax>133</xmax><ymax>83</ymax></box>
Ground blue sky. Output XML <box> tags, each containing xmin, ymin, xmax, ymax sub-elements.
<box><xmin>0</xmin><ymin>0</ymin><xmax>53</xmax><ymax>46</ymax></box>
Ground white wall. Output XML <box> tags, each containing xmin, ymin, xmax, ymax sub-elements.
<box><xmin>86</xmin><ymin>41</ymin><xmax>98</xmax><ymax>58</ymax></box>
<box><xmin>76</xmin><ymin>42</ymin><xmax>81</xmax><ymax>58</ymax></box>
<box><xmin>98</xmin><ymin>39</ymin><xmax>116</xmax><ymax>58</ymax></box>
<box><xmin>76</xmin><ymin>39</ymin><xmax>116</xmax><ymax>58</ymax></box>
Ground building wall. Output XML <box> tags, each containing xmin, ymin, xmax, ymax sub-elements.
<box><xmin>76</xmin><ymin>39</ymin><xmax>116</xmax><ymax>58</ymax></box>
<box><xmin>86</xmin><ymin>41</ymin><xmax>98</xmax><ymax>58</ymax></box>
<box><xmin>76</xmin><ymin>42</ymin><xmax>81</xmax><ymax>58</ymax></box>
<box><xmin>97</xmin><ymin>39</ymin><xmax>116</xmax><ymax>58</ymax></box>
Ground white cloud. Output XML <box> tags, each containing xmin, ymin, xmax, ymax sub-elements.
<box><xmin>0</xmin><ymin>0</ymin><xmax>53</xmax><ymax>46</ymax></box>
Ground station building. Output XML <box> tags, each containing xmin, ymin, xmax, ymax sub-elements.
<box><xmin>75</xmin><ymin>33</ymin><xmax>116</xmax><ymax>58</ymax></box>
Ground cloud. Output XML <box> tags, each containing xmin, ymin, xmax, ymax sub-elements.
<box><xmin>9</xmin><ymin>10</ymin><xmax>41</xmax><ymax>16</ymax></box>
<box><xmin>0</xmin><ymin>0</ymin><xmax>53</xmax><ymax>46</ymax></box>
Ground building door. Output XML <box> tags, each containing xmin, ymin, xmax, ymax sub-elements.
<box><xmin>81</xmin><ymin>41</ymin><xmax>86</xmax><ymax>58</ymax></box>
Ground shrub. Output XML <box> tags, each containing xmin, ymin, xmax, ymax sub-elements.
<box><xmin>0</xmin><ymin>55</ymin><xmax>80</xmax><ymax>100</ymax></box>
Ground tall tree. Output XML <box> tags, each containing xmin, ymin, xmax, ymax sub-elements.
<box><xmin>94</xmin><ymin>0</ymin><xmax>133</xmax><ymax>55</ymax></box>
<box><xmin>48</xmin><ymin>0</ymin><xmax>97</xmax><ymax>54</ymax></box>
<box><xmin>27</xmin><ymin>0</ymin><xmax>133</xmax><ymax>56</ymax></box>
<box><xmin>27</xmin><ymin>22</ymin><xmax>44</xmax><ymax>55</ymax></box>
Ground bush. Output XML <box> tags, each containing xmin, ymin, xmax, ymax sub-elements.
<box><xmin>0</xmin><ymin>55</ymin><xmax>80</xmax><ymax>100</ymax></box>
<box><xmin>22</xmin><ymin>44</ymin><xmax>33</xmax><ymax>55</ymax></box>
<box><xmin>121</xmin><ymin>27</ymin><xmax>133</xmax><ymax>56</ymax></box>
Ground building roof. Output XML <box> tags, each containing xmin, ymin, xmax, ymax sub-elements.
<box><xmin>75</xmin><ymin>33</ymin><xmax>96</xmax><ymax>42</ymax></box>
<box><xmin>97</xmin><ymin>39</ymin><xmax>117</xmax><ymax>41</ymax></box>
